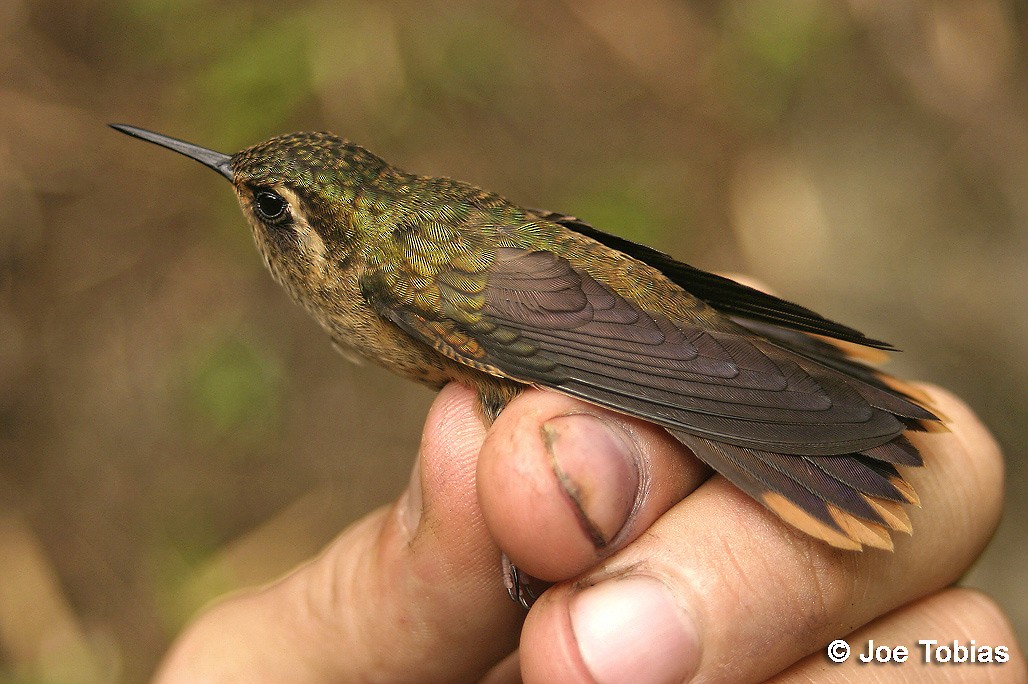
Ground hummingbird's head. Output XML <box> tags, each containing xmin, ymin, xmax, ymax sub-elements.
<box><xmin>227</xmin><ymin>131</ymin><xmax>373</xmax><ymax>284</ymax></box>
<box><xmin>109</xmin><ymin>125</ymin><xmax>388</xmax><ymax>308</ymax></box>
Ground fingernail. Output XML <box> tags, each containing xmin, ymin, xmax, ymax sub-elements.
<box><xmin>542</xmin><ymin>414</ymin><xmax>640</xmax><ymax>548</ymax></box>
<box><xmin>570</xmin><ymin>577</ymin><xmax>699</xmax><ymax>684</ymax></box>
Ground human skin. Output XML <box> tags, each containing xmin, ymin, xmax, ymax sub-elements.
<box><xmin>153</xmin><ymin>378</ymin><xmax>1022</xmax><ymax>683</ymax></box>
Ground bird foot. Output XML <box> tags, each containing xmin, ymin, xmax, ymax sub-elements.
<box><xmin>502</xmin><ymin>553</ymin><xmax>551</xmax><ymax>609</ymax></box>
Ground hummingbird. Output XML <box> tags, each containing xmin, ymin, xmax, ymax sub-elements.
<box><xmin>111</xmin><ymin>124</ymin><xmax>938</xmax><ymax>557</ymax></box>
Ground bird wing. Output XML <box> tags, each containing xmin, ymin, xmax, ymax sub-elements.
<box><xmin>361</xmin><ymin>242</ymin><xmax>935</xmax><ymax>550</ymax></box>
<box><xmin>526</xmin><ymin>208</ymin><xmax>898</xmax><ymax>349</ymax></box>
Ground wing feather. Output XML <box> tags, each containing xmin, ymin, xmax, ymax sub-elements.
<box><xmin>474</xmin><ymin>249</ymin><xmax>918</xmax><ymax>454</ymax></box>
<box><xmin>362</xmin><ymin>243</ymin><xmax>933</xmax><ymax>550</ymax></box>
<box><xmin>527</xmin><ymin>208</ymin><xmax>898</xmax><ymax>349</ymax></box>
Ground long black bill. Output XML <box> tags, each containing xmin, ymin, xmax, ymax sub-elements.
<box><xmin>109</xmin><ymin>124</ymin><xmax>233</xmax><ymax>181</ymax></box>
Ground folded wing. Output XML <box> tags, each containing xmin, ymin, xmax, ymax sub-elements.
<box><xmin>364</xmin><ymin>245</ymin><xmax>936</xmax><ymax>550</ymax></box>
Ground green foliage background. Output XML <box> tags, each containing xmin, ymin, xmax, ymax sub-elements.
<box><xmin>1</xmin><ymin>0</ymin><xmax>1025</xmax><ymax>679</ymax></box>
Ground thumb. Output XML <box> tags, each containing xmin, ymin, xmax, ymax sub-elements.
<box><xmin>155</xmin><ymin>383</ymin><xmax>523</xmax><ymax>682</ymax></box>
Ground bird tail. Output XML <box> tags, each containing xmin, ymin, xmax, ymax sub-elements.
<box><xmin>672</xmin><ymin>432</ymin><xmax>923</xmax><ymax>551</ymax></box>
<box><xmin>673</xmin><ymin>320</ymin><xmax>941</xmax><ymax>550</ymax></box>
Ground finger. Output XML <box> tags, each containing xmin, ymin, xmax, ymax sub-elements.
<box><xmin>770</xmin><ymin>588</ymin><xmax>1025</xmax><ymax>681</ymax></box>
<box><xmin>481</xmin><ymin>651</ymin><xmax>522</xmax><ymax>684</ymax></box>
<box><xmin>519</xmin><ymin>384</ymin><xmax>1005</xmax><ymax>683</ymax></box>
<box><xmin>478</xmin><ymin>388</ymin><xmax>710</xmax><ymax>582</ymax></box>
<box><xmin>156</xmin><ymin>383</ymin><xmax>523</xmax><ymax>683</ymax></box>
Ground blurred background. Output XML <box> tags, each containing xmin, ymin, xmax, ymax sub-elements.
<box><xmin>1</xmin><ymin>0</ymin><xmax>1024</xmax><ymax>680</ymax></box>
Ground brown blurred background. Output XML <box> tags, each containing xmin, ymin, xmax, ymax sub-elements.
<box><xmin>1</xmin><ymin>0</ymin><xmax>1025</xmax><ymax>680</ymax></box>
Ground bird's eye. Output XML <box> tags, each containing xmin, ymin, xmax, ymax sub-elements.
<box><xmin>254</xmin><ymin>190</ymin><xmax>289</xmax><ymax>222</ymax></box>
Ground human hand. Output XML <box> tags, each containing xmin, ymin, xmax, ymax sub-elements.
<box><xmin>155</xmin><ymin>381</ymin><xmax>1022</xmax><ymax>682</ymax></box>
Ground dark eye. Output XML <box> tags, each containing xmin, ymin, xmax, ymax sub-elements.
<box><xmin>254</xmin><ymin>190</ymin><xmax>289</xmax><ymax>222</ymax></box>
